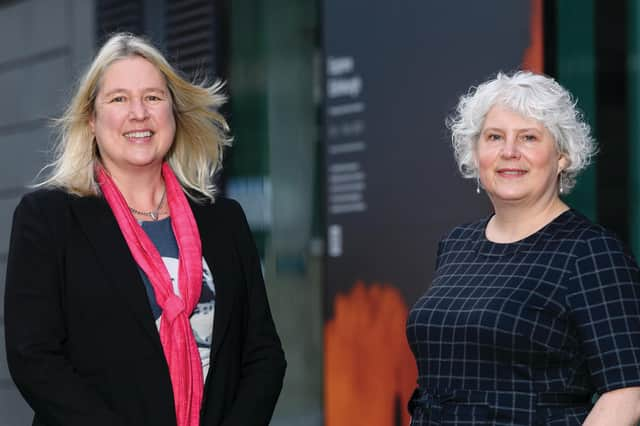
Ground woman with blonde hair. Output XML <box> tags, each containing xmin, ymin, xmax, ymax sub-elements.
<box><xmin>407</xmin><ymin>71</ymin><xmax>640</xmax><ymax>425</ymax></box>
<box><xmin>4</xmin><ymin>33</ymin><xmax>286</xmax><ymax>426</ymax></box>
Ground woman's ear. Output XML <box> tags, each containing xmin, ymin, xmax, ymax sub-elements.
<box><xmin>558</xmin><ymin>154</ymin><xmax>570</xmax><ymax>174</ymax></box>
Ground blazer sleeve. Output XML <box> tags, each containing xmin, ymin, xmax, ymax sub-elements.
<box><xmin>4</xmin><ymin>193</ymin><xmax>126</xmax><ymax>426</ymax></box>
<box><xmin>219</xmin><ymin>200</ymin><xmax>287</xmax><ymax>426</ymax></box>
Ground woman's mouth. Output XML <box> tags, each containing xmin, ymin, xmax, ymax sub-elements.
<box><xmin>124</xmin><ymin>130</ymin><xmax>153</xmax><ymax>142</ymax></box>
<box><xmin>496</xmin><ymin>168</ymin><xmax>527</xmax><ymax>177</ymax></box>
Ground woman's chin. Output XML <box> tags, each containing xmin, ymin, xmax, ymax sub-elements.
<box><xmin>489</xmin><ymin>191</ymin><xmax>532</xmax><ymax>206</ymax></box>
<box><xmin>121</xmin><ymin>156</ymin><xmax>164</xmax><ymax>170</ymax></box>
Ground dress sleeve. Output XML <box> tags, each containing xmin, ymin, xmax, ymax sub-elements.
<box><xmin>566</xmin><ymin>232</ymin><xmax>640</xmax><ymax>394</ymax></box>
<box><xmin>4</xmin><ymin>194</ymin><xmax>125</xmax><ymax>426</ymax></box>
<box><xmin>219</xmin><ymin>200</ymin><xmax>286</xmax><ymax>426</ymax></box>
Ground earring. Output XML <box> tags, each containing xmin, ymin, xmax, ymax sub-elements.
<box><xmin>559</xmin><ymin>173</ymin><xmax>564</xmax><ymax>194</ymax></box>
<box><xmin>476</xmin><ymin>176</ymin><xmax>481</xmax><ymax>194</ymax></box>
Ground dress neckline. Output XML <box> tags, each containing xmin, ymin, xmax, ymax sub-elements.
<box><xmin>473</xmin><ymin>209</ymin><xmax>574</xmax><ymax>256</ymax></box>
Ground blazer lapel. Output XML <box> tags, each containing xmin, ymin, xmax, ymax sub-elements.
<box><xmin>70</xmin><ymin>195</ymin><xmax>163</xmax><ymax>354</ymax></box>
<box><xmin>190</xmin><ymin>199</ymin><xmax>235</xmax><ymax>359</ymax></box>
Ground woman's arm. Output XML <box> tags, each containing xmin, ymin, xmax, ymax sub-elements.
<box><xmin>567</xmin><ymin>231</ymin><xmax>640</xmax><ymax>426</ymax></box>
<box><xmin>583</xmin><ymin>387</ymin><xmax>640</xmax><ymax>425</ymax></box>
<box><xmin>219</xmin><ymin>200</ymin><xmax>286</xmax><ymax>426</ymax></box>
<box><xmin>4</xmin><ymin>193</ymin><xmax>125</xmax><ymax>426</ymax></box>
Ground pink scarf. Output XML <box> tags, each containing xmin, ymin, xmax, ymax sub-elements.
<box><xmin>97</xmin><ymin>162</ymin><xmax>203</xmax><ymax>426</ymax></box>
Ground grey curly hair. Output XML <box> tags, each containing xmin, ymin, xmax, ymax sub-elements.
<box><xmin>446</xmin><ymin>71</ymin><xmax>596</xmax><ymax>193</ymax></box>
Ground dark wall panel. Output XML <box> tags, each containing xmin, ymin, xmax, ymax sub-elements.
<box><xmin>322</xmin><ymin>1</ymin><xmax>538</xmax><ymax>425</ymax></box>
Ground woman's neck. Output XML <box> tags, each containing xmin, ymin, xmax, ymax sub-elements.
<box><xmin>103</xmin><ymin>163</ymin><xmax>166</xmax><ymax>213</ymax></box>
<box><xmin>486</xmin><ymin>196</ymin><xmax>569</xmax><ymax>243</ymax></box>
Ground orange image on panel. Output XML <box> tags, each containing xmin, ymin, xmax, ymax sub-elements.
<box><xmin>325</xmin><ymin>281</ymin><xmax>417</xmax><ymax>426</ymax></box>
<box><xmin>522</xmin><ymin>0</ymin><xmax>544</xmax><ymax>73</ymax></box>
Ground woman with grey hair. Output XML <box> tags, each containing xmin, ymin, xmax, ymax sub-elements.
<box><xmin>406</xmin><ymin>71</ymin><xmax>640</xmax><ymax>425</ymax></box>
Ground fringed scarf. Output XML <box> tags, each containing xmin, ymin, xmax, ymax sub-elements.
<box><xmin>97</xmin><ymin>162</ymin><xmax>203</xmax><ymax>426</ymax></box>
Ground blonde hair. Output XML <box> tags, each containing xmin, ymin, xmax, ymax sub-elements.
<box><xmin>38</xmin><ymin>32</ymin><xmax>231</xmax><ymax>201</ymax></box>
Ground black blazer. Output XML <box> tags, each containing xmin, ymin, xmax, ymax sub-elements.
<box><xmin>4</xmin><ymin>189</ymin><xmax>286</xmax><ymax>426</ymax></box>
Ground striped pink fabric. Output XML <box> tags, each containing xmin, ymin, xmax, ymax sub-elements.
<box><xmin>97</xmin><ymin>162</ymin><xmax>203</xmax><ymax>426</ymax></box>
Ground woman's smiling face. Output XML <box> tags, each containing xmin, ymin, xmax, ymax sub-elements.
<box><xmin>90</xmin><ymin>55</ymin><xmax>176</xmax><ymax>175</ymax></box>
<box><xmin>476</xmin><ymin>104</ymin><xmax>568</xmax><ymax>207</ymax></box>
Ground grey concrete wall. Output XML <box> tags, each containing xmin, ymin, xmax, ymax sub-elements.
<box><xmin>0</xmin><ymin>0</ymin><xmax>94</xmax><ymax>424</ymax></box>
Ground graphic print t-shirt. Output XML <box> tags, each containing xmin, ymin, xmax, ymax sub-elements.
<box><xmin>138</xmin><ymin>217</ymin><xmax>216</xmax><ymax>379</ymax></box>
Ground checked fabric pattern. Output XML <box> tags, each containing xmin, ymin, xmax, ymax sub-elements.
<box><xmin>406</xmin><ymin>209</ymin><xmax>640</xmax><ymax>425</ymax></box>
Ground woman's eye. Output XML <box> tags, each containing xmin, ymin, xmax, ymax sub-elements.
<box><xmin>487</xmin><ymin>134</ymin><xmax>502</xmax><ymax>141</ymax></box>
<box><xmin>146</xmin><ymin>95</ymin><xmax>162</xmax><ymax>102</ymax></box>
<box><xmin>522</xmin><ymin>134</ymin><xmax>537</xmax><ymax>142</ymax></box>
<box><xmin>110</xmin><ymin>96</ymin><xmax>126</xmax><ymax>103</ymax></box>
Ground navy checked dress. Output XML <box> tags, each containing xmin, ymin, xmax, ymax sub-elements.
<box><xmin>406</xmin><ymin>210</ymin><xmax>640</xmax><ymax>425</ymax></box>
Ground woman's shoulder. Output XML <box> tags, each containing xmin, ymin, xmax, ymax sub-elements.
<box><xmin>11</xmin><ymin>189</ymin><xmax>78</xmax><ymax>243</ymax></box>
<box><xmin>554</xmin><ymin>210</ymin><xmax>618</xmax><ymax>243</ymax></box>
<box><xmin>17</xmin><ymin>187</ymin><xmax>76</xmax><ymax>211</ymax></box>
<box><xmin>190</xmin><ymin>195</ymin><xmax>249</xmax><ymax>232</ymax></box>
<box><xmin>554</xmin><ymin>210</ymin><xmax>634</xmax><ymax>260</ymax></box>
<box><xmin>441</xmin><ymin>217</ymin><xmax>488</xmax><ymax>243</ymax></box>
<box><xmin>192</xmin><ymin>195</ymin><xmax>243</xmax><ymax>216</ymax></box>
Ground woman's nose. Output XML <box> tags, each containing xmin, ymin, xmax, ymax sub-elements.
<box><xmin>500</xmin><ymin>137</ymin><xmax>520</xmax><ymax>158</ymax></box>
<box><xmin>128</xmin><ymin>98</ymin><xmax>149</xmax><ymax>120</ymax></box>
